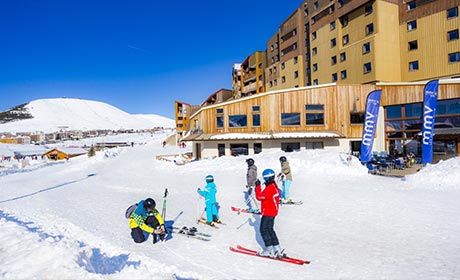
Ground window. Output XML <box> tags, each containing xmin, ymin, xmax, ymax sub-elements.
<box><xmin>282</xmin><ymin>76</ymin><xmax>286</xmax><ymax>83</ymax></box>
<box><xmin>332</xmin><ymin>73</ymin><xmax>338</xmax><ymax>82</ymax></box>
<box><xmin>313</xmin><ymin>79</ymin><xmax>319</xmax><ymax>85</ymax></box>
<box><xmin>312</xmin><ymin>47</ymin><xmax>317</xmax><ymax>55</ymax></box>
<box><xmin>363</xmin><ymin>62</ymin><xmax>372</xmax><ymax>73</ymax></box>
<box><xmin>252</xmin><ymin>105</ymin><xmax>260</xmax><ymax>112</ymax></box>
<box><xmin>281</xmin><ymin>62</ymin><xmax>285</xmax><ymax>69</ymax></box>
<box><xmin>407</xmin><ymin>1</ymin><xmax>416</xmax><ymax>10</ymax></box>
<box><xmin>449</xmin><ymin>52</ymin><xmax>460</xmax><ymax>63</ymax></box>
<box><xmin>341</xmin><ymin>15</ymin><xmax>349</xmax><ymax>27</ymax></box>
<box><xmin>306</xmin><ymin>104</ymin><xmax>325</xmax><ymax>125</ymax></box>
<box><xmin>386</xmin><ymin>105</ymin><xmax>402</xmax><ymax>119</ymax></box>
<box><xmin>312</xmin><ymin>31</ymin><xmax>317</xmax><ymax>40</ymax></box>
<box><xmin>269</xmin><ymin>81</ymin><xmax>273</xmax><ymax>87</ymax></box>
<box><xmin>304</xmin><ymin>8</ymin><xmax>309</xmax><ymax>16</ymax></box>
<box><xmin>269</xmin><ymin>68</ymin><xmax>273</xmax><ymax>75</ymax></box>
<box><xmin>331</xmin><ymin>38</ymin><xmax>337</xmax><ymax>47</ymax></box>
<box><xmin>274</xmin><ymin>79</ymin><xmax>278</xmax><ymax>86</ymax></box>
<box><xmin>350</xmin><ymin>112</ymin><xmax>365</xmax><ymax>124</ymax></box>
<box><xmin>254</xmin><ymin>143</ymin><xmax>262</xmax><ymax>154</ymax></box>
<box><xmin>366</xmin><ymin>23</ymin><xmax>374</xmax><ymax>35</ymax></box>
<box><xmin>448</xmin><ymin>29</ymin><xmax>459</xmax><ymax>41</ymax></box>
<box><xmin>216</xmin><ymin>108</ymin><xmax>224</xmax><ymax>114</ymax></box>
<box><xmin>343</xmin><ymin>34</ymin><xmax>349</xmax><ymax>45</ymax></box>
<box><xmin>313</xmin><ymin>63</ymin><xmax>318</xmax><ymax>72</ymax></box>
<box><xmin>271</xmin><ymin>57</ymin><xmax>275</xmax><ymax>63</ymax></box>
<box><xmin>218</xmin><ymin>144</ymin><xmax>225</xmax><ymax>157</ymax></box>
<box><xmin>331</xmin><ymin>56</ymin><xmax>337</xmax><ymax>65</ymax></box>
<box><xmin>409</xmin><ymin>60</ymin><xmax>419</xmax><ymax>71</ymax></box>
<box><xmin>281</xmin><ymin>113</ymin><xmax>301</xmax><ymax>126</ymax></box>
<box><xmin>438</xmin><ymin>98</ymin><xmax>460</xmax><ymax>115</ymax></box>
<box><xmin>230</xmin><ymin>144</ymin><xmax>249</xmax><ymax>156</ymax></box>
<box><xmin>447</xmin><ymin>7</ymin><xmax>458</xmax><ymax>19</ymax></box>
<box><xmin>338</xmin><ymin>0</ymin><xmax>344</xmax><ymax>7</ymax></box>
<box><xmin>340</xmin><ymin>52</ymin><xmax>346</xmax><ymax>62</ymax></box>
<box><xmin>305</xmin><ymin>104</ymin><xmax>324</xmax><ymax>110</ymax></box>
<box><xmin>294</xmin><ymin>56</ymin><xmax>298</xmax><ymax>64</ymax></box>
<box><xmin>306</xmin><ymin>142</ymin><xmax>324</xmax><ymax>150</ymax></box>
<box><xmin>216</xmin><ymin>116</ymin><xmax>224</xmax><ymax>128</ymax></box>
<box><xmin>274</xmin><ymin>66</ymin><xmax>277</xmax><ymax>73</ymax></box>
<box><xmin>228</xmin><ymin>115</ymin><xmax>247</xmax><ymax>127</ymax></box>
<box><xmin>407</xmin><ymin>20</ymin><xmax>417</xmax><ymax>31</ymax></box>
<box><xmin>282</xmin><ymin>143</ymin><xmax>301</xmax><ymax>152</ymax></box>
<box><xmin>365</xmin><ymin>3</ymin><xmax>373</xmax><ymax>14</ymax></box>
<box><xmin>330</xmin><ymin>21</ymin><xmax>336</xmax><ymax>30</ymax></box>
<box><xmin>408</xmin><ymin>40</ymin><xmax>418</xmax><ymax>50</ymax></box>
<box><xmin>314</xmin><ymin>1</ymin><xmax>319</xmax><ymax>9</ymax></box>
<box><xmin>294</xmin><ymin>71</ymin><xmax>299</xmax><ymax>79</ymax></box>
<box><xmin>405</xmin><ymin>103</ymin><xmax>422</xmax><ymax>118</ymax></box>
<box><xmin>252</xmin><ymin>114</ymin><xmax>261</xmax><ymax>126</ymax></box>
<box><xmin>362</xmin><ymin>42</ymin><xmax>371</xmax><ymax>54</ymax></box>
<box><xmin>270</xmin><ymin>45</ymin><xmax>274</xmax><ymax>51</ymax></box>
<box><xmin>341</xmin><ymin>70</ymin><xmax>347</xmax><ymax>79</ymax></box>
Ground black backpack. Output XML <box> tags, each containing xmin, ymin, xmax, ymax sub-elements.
<box><xmin>125</xmin><ymin>203</ymin><xmax>138</xmax><ymax>219</ymax></box>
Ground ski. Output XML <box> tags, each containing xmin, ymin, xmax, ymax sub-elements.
<box><xmin>280</xmin><ymin>200</ymin><xmax>303</xmax><ymax>205</ymax></box>
<box><xmin>231</xmin><ymin>206</ymin><xmax>261</xmax><ymax>215</ymax></box>
<box><xmin>230</xmin><ymin>245</ymin><xmax>310</xmax><ymax>265</ymax></box>
<box><xmin>197</xmin><ymin>218</ymin><xmax>220</xmax><ymax>228</ymax></box>
<box><xmin>169</xmin><ymin>228</ymin><xmax>211</xmax><ymax>241</ymax></box>
<box><xmin>167</xmin><ymin>226</ymin><xmax>212</xmax><ymax>238</ymax></box>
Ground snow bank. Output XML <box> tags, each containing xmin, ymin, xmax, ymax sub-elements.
<box><xmin>406</xmin><ymin>157</ymin><xmax>460</xmax><ymax>190</ymax></box>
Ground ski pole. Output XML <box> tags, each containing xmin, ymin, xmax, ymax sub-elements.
<box><xmin>161</xmin><ymin>188</ymin><xmax>168</xmax><ymax>220</ymax></box>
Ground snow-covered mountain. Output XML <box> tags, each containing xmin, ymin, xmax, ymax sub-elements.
<box><xmin>0</xmin><ymin>98</ymin><xmax>174</xmax><ymax>133</ymax></box>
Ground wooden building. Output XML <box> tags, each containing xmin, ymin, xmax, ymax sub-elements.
<box><xmin>43</xmin><ymin>147</ymin><xmax>88</xmax><ymax>160</ymax></box>
<box><xmin>180</xmin><ymin>80</ymin><xmax>460</xmax><ymax>161</ymax></box>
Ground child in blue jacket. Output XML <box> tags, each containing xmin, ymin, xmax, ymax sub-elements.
<box><xmin>197</xmin><ymin>175</ymin><xmax>221</xmax><ymax>225</ymax></box>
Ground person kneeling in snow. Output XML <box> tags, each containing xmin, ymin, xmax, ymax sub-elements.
<box><xmin>255</xmin><ymin>169</ymin><xmax>284</xmax><ymax>258</ymax></box>
<box><xmin>128</xmin><ymin>198</ymin><xmax>166</xmax><ymax>244</ymax></box>
<box><xmin>197</xmin><ymin>175</ymin><xmax>221</xmax><ymax>226</ymax></box>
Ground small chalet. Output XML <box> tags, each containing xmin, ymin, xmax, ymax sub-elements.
<box><xmin>43</xmin><ymin>147</ymin><xmax>88</xmax><ymax>160</ymax></box>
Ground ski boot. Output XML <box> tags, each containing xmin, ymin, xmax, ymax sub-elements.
<box><xmin>273</xmin><ymin>245</ymin><xmax>286</xmax><ymax>258</ymax></box>
<box><xmin>257</xmin><ymin>246</ymin><xmax>275</xmax><ymax>258</ymax></box>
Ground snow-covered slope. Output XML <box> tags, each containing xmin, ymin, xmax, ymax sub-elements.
<box><xmin>0</xmin><ymin>98</ymin><xmax>174</xmax><ymax>133</ymax></box>
<box><xmin>1</xmin><ymin>134</ymin><xmax>459</xmax><ymax>279</ymax></box>
<box><xmin>135</xmin><ymin>114</ymin><xmax>175</xmax><ymax>128</ymax></box>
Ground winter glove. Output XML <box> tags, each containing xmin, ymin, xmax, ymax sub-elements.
<box><xmin>255</xmin><ymin>179</ymin><xmax>261</xmax><ymax>186</ymax></box>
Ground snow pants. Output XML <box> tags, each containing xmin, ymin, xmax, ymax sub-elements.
<box><xmin>245</xmin><ymin>187</ymin><xmax>259</xmax><ymax>212</ymax></box>
<box><xmin>205</xmin><ymin>202</ymin><xmax>219</xmax><ymax>223</ymax></box>
<box><xmin>260</xmin><ymin>216</ymin><xmax>279</xmax><ymax>247</ymax></box>
<box><xmin>131</xmin><ymin>215</ymin><xmax>161</xmax><ymax>243</ymax></box>
<box><xmin>281</xmin><ymin>180</ymin><xmax>292</xmax><ymax>199</ymax></box>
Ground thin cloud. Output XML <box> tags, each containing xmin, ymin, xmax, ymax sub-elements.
<box><xmin>127</xmin><ymin>44</ymin><xmax>150</xmax><ymax>54</ymax></box>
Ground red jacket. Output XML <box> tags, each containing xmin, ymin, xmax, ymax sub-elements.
<box><xmin>255</xmin><ymin>181</ymin><xmax>280</xmax><ymax>217</ymax></box>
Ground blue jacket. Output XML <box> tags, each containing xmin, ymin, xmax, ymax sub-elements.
<box><xmin>198</xmin><ymin>182</ymin><xmax>217</xmax><ymax>204</ymax></box>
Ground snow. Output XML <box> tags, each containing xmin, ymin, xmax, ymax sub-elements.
<box><xmin>135</xmin><ymin>114</ymin><xmax>175</xmax><ymax>128</ymax></box>
<box><xmin>405</xmin><ymin>157</ymin><xmax>460</xmax><ymax>190</ymax></box>
<box><xmin>0</xmin><ymin>98</ymin><xmax>174</xmax><ymax>133</ymax></box>
<box><xmin>1</xmin><ymin>132</ymin><xmax>459</xmax><ymax>279</ymax></box>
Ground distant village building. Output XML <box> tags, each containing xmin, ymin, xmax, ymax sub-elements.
<box><xmin>43</xmin><ymin>147</ymin><xmax>88</xmax><ymax>160</ymax></box>
<box><xmin>30</xmin><ymin>133</ymin><xmax>46</xmax><ymax>143</ymax></box>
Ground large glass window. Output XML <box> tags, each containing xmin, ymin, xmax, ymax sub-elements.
<box><xmin>448</xmin><ymin>29</ymin><xmax>459</xmax><ymax>41</ymax></box>
<box><xmin>216</xmin><ymin>116</ymin><xmax>224</xmax><ymax>128</ymax></box>
<box><xmin>447</xmin><ymin>7</ymin><xmax>458</xmax><ymax>19</ymax></box>
<box><xmin>306</xmin><ymin>142</ymin><xmax>324</xmax><ymax>150</ymax></box>
<box><xmin>386</xmin><ymin>105</ymin><xmax>402</xmax><ymax>119</ymax></box>
<box><xmin>229</xmin><ymin>115</ymin><xmax>247</xmax><ymax>127</ymax></box>
<box><xmin>281</xmin><ymin>113</ymin><xmax>301</xmax><ymax>126</ymax></box>
<box><xmin>405</xmin><ymin>103</ymin><xmax>422</xmax><ymax>118</ymax></box>
<box><xmin>306</xmin><ymin>113</ymin><xmax>325</xmax><ymax>125</ymax></box>
<box><xmin>281</xmin><ymin>143</ymin><xmax>301</xmax><ymax>152</ymax></box>
<box><xmin>252</xmin><ymin>114</ymin><xmax>261</xmax><ymax>127</ymax></box>
<box><xmin>230</xmin><ymin>144</ymin><xmax>249</xmax><ymax>156</ymax></box>
<box><xmin>448</xmin><ymin>52</ymin><xmax>460</xmax><ymax>63</ymax></box>
<box><xmin>438</xmin><ymin>99</ymin><xmax>460</xmax><ymax>115</ymax></box>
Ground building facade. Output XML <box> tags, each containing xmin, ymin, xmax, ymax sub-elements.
<box><xmin>181</xmin><ymin>81</ymin><xmax>460</xmax><ymax>162</ymax></box>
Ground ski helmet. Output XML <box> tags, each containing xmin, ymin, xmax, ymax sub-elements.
<box><xmin>279</xmin><ymin>156</ymin><xmax>287</xmax><ymax>163</ymax></box>
<box><xmin>262</xmin><ymin>169</ymin><xmax>276</xmax><ymax>183</ymax></box>
<box><xmin>246</xmin><ymin>158</ymin><xmax>255</xmax><ymax>166</ymax></box>
<box><xmin>143</xmin><ymin>198</ymin><xmax>156</xmax><ymax>211</ymax></box>
<box><xmin>205</xmin><ymin>175</ymin><xmax>214</xmax><ymax>183</ymax></box>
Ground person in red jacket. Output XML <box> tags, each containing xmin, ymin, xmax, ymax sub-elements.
<box><xmin>255</xmin><ymin>168</ymin><xmax>284</xmax><ymax>258</ymax></box>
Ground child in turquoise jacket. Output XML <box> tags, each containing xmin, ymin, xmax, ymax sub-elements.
<box><xmin>197</xmin><ymin>175</ymin><xmax>221</xmax><ymax>225</ymax></box>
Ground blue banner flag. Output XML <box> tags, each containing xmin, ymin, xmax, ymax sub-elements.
<box><xmin>360</xmin><ymin>90</ymin><xmax>382</xmax><ymax>163</ymax></box>
<box><xmin>421</xmin><ymin>80</ymin><xmax>439</xmax><ymax>165</ymax></box>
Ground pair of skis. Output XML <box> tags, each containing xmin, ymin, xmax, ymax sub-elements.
<box><xmin>230</xmin><ymin>245</ymin><xmax>310</xmax><ymax>265</ymax></box>
<box><xmin>197</xmin><ymin>217</ymin><xmax>226</xmax><ymax>228</ymax></box>
<box><xmin>167</xmin><ymin>226</ymin><xmax>212</xmax><ymax>242</ymax></box>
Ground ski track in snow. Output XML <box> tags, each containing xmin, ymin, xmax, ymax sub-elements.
<box><xmin>1</xmin><ymin>132</ymin><xmax>460</xmax><ymax>279</ymax></box>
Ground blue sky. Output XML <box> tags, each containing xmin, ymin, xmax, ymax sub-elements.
<box><xmin>0</xmin><ymin>0</ymin><xmax>301</xmax><ymax>118</ymax></box>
